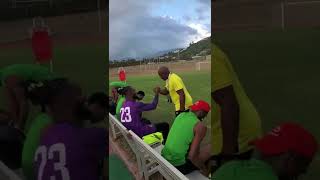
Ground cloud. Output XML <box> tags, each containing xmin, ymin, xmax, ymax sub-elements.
<box><xmin>110</xmin><ymin>0</ymin><xmax>210</xmax><ymax>60</ymax></box>
<box><xmin>197</xmin><ymin>0</ymin><xmax>210</xmax><ymax>6</ymax></box>
<box><xmin>188</xmin><ymin>23</ymin><xmax>211</xmax><ymax>42</ymax></box>
<box><xmin>183</xmin><ymin>15</ymin><xmax>192</xmax><ymax>22</ymax></box>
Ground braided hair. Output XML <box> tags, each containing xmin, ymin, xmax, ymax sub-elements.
<box><xmin>25</xmin><ymin>78</ymin><xmax>69</xmax><ymax>112</ymax></box>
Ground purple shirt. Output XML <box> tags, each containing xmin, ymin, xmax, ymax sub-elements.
<box><xmin>121</xmin><ymin>95</ymin><xmax>159</xmax><ymax>137</ymax></box>
<box><xmin>34</xmin><ymin>123</ymin><xmax>107</xmax><ymax>180</ymax></box>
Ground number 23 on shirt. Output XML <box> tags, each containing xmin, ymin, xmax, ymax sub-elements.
<box><xmin>120</xmin><ymin>107</ymin><xmax>132</xmax><ymax>123</ymax></box>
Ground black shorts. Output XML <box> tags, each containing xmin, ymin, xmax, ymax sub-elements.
<box><xmin>175</xmin><ymin>159</ymin><xmax>199</xmax><ymax>175</ymax></box>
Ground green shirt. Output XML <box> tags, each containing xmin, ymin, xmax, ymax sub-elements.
<box><xmin>22</xmin><ymin>113</ymin><xmax>52</xmax><ymax>180</ymax></box>
<box><xmin>213</xmin><ymin>159</ymin><xmax>278</xmax><ymax>180</ymax></box>
<box><xmin>0</xmin><ymin>64</ymin><xmax>56</xmax><ymax>86</ymax></box>
<box><xmin>116</xmin><ymin>96</ymin><xmax>125</xmax><ymax>120</ymax></box>
<box><xmin>161</xmin><ymin>112</ymin><xmax>198</xmax><ymax>166</ymax></box>
<box><xmin>110</xmin><ymin>81</ymin><xmax>128</xmax><ymax>120</ymax></box>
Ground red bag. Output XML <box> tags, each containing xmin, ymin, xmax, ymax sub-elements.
<box><xmin>32</xmin><ymin>29</ymin><xmax>52</xmax><ymax>63</ymax></box>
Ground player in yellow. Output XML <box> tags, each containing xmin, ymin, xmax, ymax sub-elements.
<box><xmin>158</xmin><ymin>66</ymin><xmax>193</xmax><ymax>116</ymax></box>
<box><xmin>211</xmin><ymin>43</ymin><xmax>262</xmax><ymax>170</ymax></box>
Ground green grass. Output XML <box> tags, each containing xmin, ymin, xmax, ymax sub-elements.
<box><xmin>214</xmin><ymin>28</ymin><xmax>320</xmax><ymax>180</ymax></box>
<box><xmin>0</xmin><ymin>44</ymin><xmax>107</xmax><ymax>130</ymax></box>
<box><xmin>109</xmin><ymin>154</ymin><xmax>133</xmax><ymax>180</ymax></box>
<box><xmin>110</xmin><ymin>71</ymin><xmax>211</xmax><ymax>143</ymax></box>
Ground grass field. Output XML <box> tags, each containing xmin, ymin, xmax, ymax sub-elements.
<box><xmin>214</xmin><ymin>28</ymin><xmax>320</xmax><ymax>180</ymax></box>
<box><xmin>110</xmin><ymin>70</ymin><xmax>211</xmax><ymax>143</ymax></box>
<box><xmin>0</xmin><ymin>42</ymin><xmax>107</xmax><ymax>130</ymax></box>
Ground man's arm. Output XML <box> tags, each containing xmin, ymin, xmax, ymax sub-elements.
<box><xmin>137</xmin><ymin>88</ymin><xmax>160</xmax><ymax>111</ymax></box>
<box><xmin>188</xmin><ymin>122</ymin><xmax>207</xmax><ymax>170</ymax></box>
<box><xmin>159</xmin><ymin>88</ymin><xmax>169</xmax><ymax>95</ymax></box>
<box><xmin>176</xmin><ymin>89</ymin><xmax>185</xmax><ymax>111</ymax></box>
<box><xmin>212</xmin><ymin>85</ymin><xmax>239</xmax><ymax>154</ymax></box>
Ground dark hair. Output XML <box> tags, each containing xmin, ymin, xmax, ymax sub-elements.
<box><xmin>116</xmin><ymin>87</ymin><xmax>126</xmax><ymax>95</ymax></box>
<box><xmin>88</xmin><ymin>92</ymin><xmax>108</xmax><ymax>108</ymax></box>
<box><xmin>26</xmin><ymin>78</ymin><xmax>70</xmax><ymax>107</ymax></box>
<box><xmin>137</xmin><ymin>91</ymin><xmax>145</xmax><ymax>96</ymax></box>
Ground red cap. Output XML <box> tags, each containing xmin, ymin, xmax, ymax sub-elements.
<box><xmin>190</xmin><ymin>100</ymin><xmax>211</xmax><ymax>113</ymax></box>
<box><xmin>251</xmin><ymin>123</ymin><xmax>318</xmax><ymax>158</ymax></box>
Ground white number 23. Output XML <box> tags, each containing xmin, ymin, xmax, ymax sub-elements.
<box><xmin>120</xmin><ymin>107</ymin><xmax>132</xmax><ymax>122</ymax></box>
<box><xmin>35</xmin><ymin>143</ymin><xmax>70</xmax><ymax>180</ymax></box>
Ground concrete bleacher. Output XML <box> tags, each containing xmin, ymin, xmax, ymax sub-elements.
<box><xmin>0</xmin><ymin>161</ymin><xmax>23</xmax><ymax>180</ymax></box>
<box><xmin>109</xmin><ymin>113</ymin><xmax>209</xmax><ymax>180</ymax></box>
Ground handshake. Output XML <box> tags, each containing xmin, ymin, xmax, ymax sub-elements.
<box><xmin>153</xmin><ymin>87</ymin><xmax>161</xmax><ymax>95</ymax></box>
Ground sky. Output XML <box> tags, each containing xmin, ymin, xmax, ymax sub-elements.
<box><xmin>109</xmin><ymin>0</ymin><xmax>211</xmax><ymax>60</ymax></box>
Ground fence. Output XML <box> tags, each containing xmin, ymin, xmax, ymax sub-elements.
<box><xmin>213</xmin><ymin>0</ymin><xmax>320</xmax><ymax>31</ymax></box>
<box><xmin>109</xmin><ymin>58</ymin><xmax>211</xmax><ymax>77</ymax></box>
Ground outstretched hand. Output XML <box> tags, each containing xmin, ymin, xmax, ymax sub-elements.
<box><xmin>153</xmin><ymin>87</ymin><xmax>160</xmax><ymax>95</ymax></box>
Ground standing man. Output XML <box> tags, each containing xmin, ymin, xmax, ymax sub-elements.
<box><xmin>29</xmin><ymin>16</ymin><xmax>53</xmax><ymax>65</ymax></box>
<box><xmin>118</xmin><ymin>67</ymin><xmax>126</xmax><ymax>82</ymax></box>
<box><xmin>211</xmin><ymin>43</ymin><xmax>262</xmax><ymax>169</ymax></box>
<box><xmin>158</xmin><ymin>66</ymin><xmax>193</xmax><ymax>117</ymax></box>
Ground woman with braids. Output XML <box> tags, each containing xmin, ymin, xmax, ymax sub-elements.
<box><xmin>29</xmin><ymin>79</ymin><xmax>107</xmax><ymax>180</ymax></box>
<box><xmin>21</xmin><ymin>79</ymin><xmax>108</xmax><ymax>180</ymax></box>
<box><xmin>21</xmin><ymin>78</ymin><xmax>63</xmax><ymax>180</ymax></box>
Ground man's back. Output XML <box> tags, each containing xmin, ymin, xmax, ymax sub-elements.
<box><xmin>212</xmin><ymin>44</ymin><xmax>262</xmax><ymax>155</ymax></box>
<box><xmin>34</xmin><ymin>123</ymin><xmax>106</xmax><ymax>180</ymax></box>
<box><xmin>162</xmin><ymin>112</ymin><xmax>198</xmax><ymax>166</ymax></box>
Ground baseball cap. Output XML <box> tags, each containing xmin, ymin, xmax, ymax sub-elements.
<box><xmin>190</xmin><ymin>100</ymin><xmax>211</xmax><ymax>113</ymax></box>
<box><xmin>251</xmin><ymin>122</ymin><xmax>318</xmax><ymax>158</ymax></box>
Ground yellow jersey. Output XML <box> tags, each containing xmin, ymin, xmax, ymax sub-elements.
<box><xmin>165</xmin><ymin>73</ymin><xmax>193</xmax><ymax>111</ymax></box>
<box><xmin>212</xmin><ymin>44</ymin><xmax>262</xmax><ymax>155</ymax></box>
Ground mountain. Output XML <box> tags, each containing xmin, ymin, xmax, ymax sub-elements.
<box><xmin>143</xmin><ymin>48</ymin><xmax>183</xmax><ymax>59</ymax></box>
<box><xmin>179</xmin><ymin>36</ymin><xmax>211</xmax><ymax>60</ymax></box>
<box><xmin>144</xmin><ymin>36</ymin><xmax>211</xmax><ymax>60</ymax></box>
<box><xmin>111</xmin><ymin>36</ymin><xmax>211</xmax><ymax>61</ymax></box>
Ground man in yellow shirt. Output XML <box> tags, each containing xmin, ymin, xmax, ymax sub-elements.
<box><xmin>211</xmin><ymin>43</ymin><xmax>262</xmax><ymax>169</ymax></box>
<box><xmin>158</xmin><ymin>66</ymin><xmax>193</xmax><ymax>116</ymax></box>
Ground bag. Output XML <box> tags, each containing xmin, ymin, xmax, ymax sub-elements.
<box><xmin>142</xmin><ymin>132</ymin><xmax>163</xmax><ymax>146</ymax></box>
